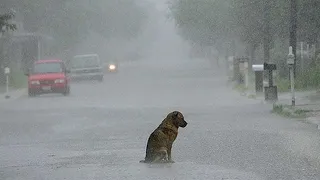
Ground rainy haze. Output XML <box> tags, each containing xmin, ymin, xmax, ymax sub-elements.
<box><xmin>0</xmin><ymin>0</ymin><xmax>320</xmax><ymax>179</ymax></box>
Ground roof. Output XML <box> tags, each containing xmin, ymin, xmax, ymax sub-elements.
<box><xmin>35</xmin><ymin>59</ymin><xmax>63</xmax><ymax>63</ymax></box>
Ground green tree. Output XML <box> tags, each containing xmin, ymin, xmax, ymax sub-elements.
<box><xmin>298</xmin><ymin>0</ymin><xmax>320</xmax><ymax>45</ymax></box>
<box><xmin>3</xmin><ymin>0</ymin><xmax>146</xmax><ymax>53</ymax></box>
<box><xmin>169</xmin><ymin>0</ymin><xmax>292</xmax><ymax>66</ymax></box>
<box><xmin>0</xmin><ymin>12</ymin><xmax>16</xmax><ymax>33</ymax></box>
<box><xmin>169</xmin><ymin>0</ymin><xmax>232</xmax><ymax>47</ymax></box>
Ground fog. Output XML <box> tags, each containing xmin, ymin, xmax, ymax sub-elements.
<box><xmin>1</xmin><ymin>0</ymin><xmax>320</xmax><ymax>179</ymax></box>
<box><xmin>71</xmin><ymin>0</ymin><xmax>193</xmax><ymax>69</ymax></box>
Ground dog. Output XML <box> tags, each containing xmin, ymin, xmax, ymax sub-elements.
<box><xmin>140</xmin><ymin>111</ymin><xmax>188</xmax><ymax>163</ymax></box>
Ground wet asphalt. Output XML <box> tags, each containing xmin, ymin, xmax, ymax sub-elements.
<box><xmin>0</xmin><ymin>59</ymin><xmax>320</xmax><ymax>180</ymax></box>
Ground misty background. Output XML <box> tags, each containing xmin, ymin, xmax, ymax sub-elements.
<box><xmin>0</xmin><ymin>0</ymin><xmax>320</xmax><ymax>90</ymax></box>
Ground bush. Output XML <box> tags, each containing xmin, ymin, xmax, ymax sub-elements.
<box><xmin>275</xmin><ymin>76</ymin><xmax>290</xmax><ymax>92</ymax></box>
<box><xmin>296</xmin><ymin>66</ymin><xmax>320</xmax><ymax>89</ymax></box>
<box><xmin>9</xmin><ymin>66</ymin><xmax>27</xmax><ymax>89</ymax></box>
<box><xmin>275</xmin><ymin>64</ymin><xmax>320</xmax><ymax>92</ymax></box>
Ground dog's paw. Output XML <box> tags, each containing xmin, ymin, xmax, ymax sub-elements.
<box><xmin>167</xmin><ymin>160</ymin><xmax>175</xmax><ymax>163</ymax></box>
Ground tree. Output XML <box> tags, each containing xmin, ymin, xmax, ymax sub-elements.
<box><xmin>169</xmin><ymin>0</ymin><xmax>292</xmax><ymax>66</ymax></box>
<box><xmin>0</xmin><ymin>11</ymin><xmax>16</xmax><ymax>84</ymax></box>
<box><xmin>0</xmin><ymin>12</ymin><xmax>16</xmax><ymax>33</ymax></box>
<box><xmin>169</xmin><ymin>0</ymin><xmax>232</xmax><ymax>47</ymax></box>
<box><xmin>298</xmin><ymin>0</ymin><xmax>320</xmax><ymax>45</ymax></box>
<box><xmin>2</xmin><ymin>0</ymin><xmax>147</xmax><ymax>53</ymax></box>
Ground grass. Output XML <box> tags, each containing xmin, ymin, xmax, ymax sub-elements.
<box><xmin>232</xmin><ymin>73</ymin><xmax>257</xmax><ymax>98</ymax></box>
<box><xmin>0</xmin><ymin>65</ymin><xmax>27</xmax><ymax>92</ymax></box>
<box><xmin>275</xmin><ymin>77</ymin><xmax>290</xmax><ymax>93</ymax></box>
<box><xmin>232</xmin><ymin>68</ymin><xmax>320</xmax><ymax>102</ymax></box>
<box><xmin>275</xmin><ymin>77</ymin><xmax>317</xmax><ymax>93</ymax></box>
<box><xmin>247</xmin><ymin>94</ymin><xmax>257</xmax><ymax>99</ymax></box>
<box><xmin>233</xmin><ymin>84</ymin><xmax>248</xmax><ymax>93</ymax></box>
<box><xmin>0</xmin><ymin>86</ymin><xmax>5</xmax><ymax>93</ymax></box>
<box><xmin>9</xmin><ymin>67</ymin><xmax>27</xmax><ymax>89</ymax></box>
<box><xmin>275</xmin><ymin>65</ymin><xmax>320</xmax><ymax>93</ymax></box>
<box><xmin>272</xmin><ymin>103</ymin><xmax>310</xmax><ymax>119</ymax></box>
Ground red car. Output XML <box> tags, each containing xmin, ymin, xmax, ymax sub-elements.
<box><xmin>25</xmin><ymin>59</ymin><xmax>71</xmax><ymax>97</ymax></box>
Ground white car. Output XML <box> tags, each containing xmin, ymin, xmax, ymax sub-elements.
<box><xmin>69</xmin><ymin>54</ymin><xmax>104</xmax><ymax>82</ymax></box>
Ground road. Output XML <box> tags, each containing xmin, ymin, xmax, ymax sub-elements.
<box><xmin>0</xmin><ymin>58</ymin><xmax>320</xmax><ymax>180</ymax></box>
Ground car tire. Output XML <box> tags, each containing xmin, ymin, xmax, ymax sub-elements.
<box><xmin>28</xmin><ymin>90</ymin><xmax>36</xmax><ymax>97</ymax></box>
<box><xmin>63</xmin><ymin>86</ymin><xmax>70</xmax><ymax>96</ymax></box>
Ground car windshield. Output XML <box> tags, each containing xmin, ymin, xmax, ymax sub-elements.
<box><xmin>71</xmin><ymin>56</ymin><xmax>100</xmax><ymax>68</ymax></box>
<box><xmin>32</xmin><ymin>62</ymin><xmax>63</xmax><ymax>74</ymax></box>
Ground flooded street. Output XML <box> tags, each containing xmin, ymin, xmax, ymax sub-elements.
<box><xmin>1</xmin><ymin>0</ymin><xmax>320</xmax><ymax>179</ymax></box>
<box><xmin>0</xmin><ymin>59</ymin><xmax>320</xmax><ymax>180</ymax></box>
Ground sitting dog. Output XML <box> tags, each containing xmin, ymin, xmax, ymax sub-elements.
<box><xmin>140</xmin><ymin>111</ymin><xmax>188</xmax><ymax>163</ymax></box>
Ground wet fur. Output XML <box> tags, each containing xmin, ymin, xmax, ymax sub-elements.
<box><xmin>140</xmin><ymin>111</ymin><xmax>188</xmax><ymax>163</ymax></box>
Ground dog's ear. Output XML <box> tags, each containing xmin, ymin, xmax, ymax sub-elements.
<box><xmin>172</xmin><ymin>111</ymin><xmax>179</xmax><ymax>117</ymax></box>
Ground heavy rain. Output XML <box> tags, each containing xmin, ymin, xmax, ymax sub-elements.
<box><xmin>0</xmin><ymin>0</ymin><xmax>320</xmax><ymax>179</ymax></box>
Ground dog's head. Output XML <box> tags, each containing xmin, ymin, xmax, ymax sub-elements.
<box><xmin>168</xmin><ymin>111</ymin><xmax>188</xmax><ymax>128</ymax></box>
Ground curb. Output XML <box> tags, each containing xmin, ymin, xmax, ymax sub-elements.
<box><xmin>272</xmin><ymin>104</ymin><xmax>308</xmax><ymax>118</ymax></box>
<box><xmin>235</xmin><ymin>84</ymin><xmax>320</xmax><ymax>129</ymax></box>
<box><xmin>0</xmin><ymin>88</ymin><xmax>26</xmax><ymax>102</ymax></box>
<box><xmin>272</xmin><ymin>103</ymin><xmax>320</xmax><ymax>130</ymax></box>
<box><xmin>306</xmin><ymin>117</ymin><xmax>320</xmax><ymax>129</ymax></box>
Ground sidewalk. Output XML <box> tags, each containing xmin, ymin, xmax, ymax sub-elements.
<box><xmin>252</xmin><ymin>90</ymin><xmax>320</xmax><ymax>129</ymax></box>
<box><xmin>0</xmin><ymin>86</ymin><xmax>26</xmax><ymax>102</ymax></box>
<box><xmin>253</xmin><ymin>90</ymin><xmax>315</xmax><ymax>105</ymax></box>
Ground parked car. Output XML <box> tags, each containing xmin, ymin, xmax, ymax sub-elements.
<box><xmin>69</xmin><ymin>54</ymin><xmax>104</xmax><ymax>82</ymax></box>
<box><xmin>25</xmin><ymin>59</ymin><xmax>71</xmax><ymax>97</ymax></box>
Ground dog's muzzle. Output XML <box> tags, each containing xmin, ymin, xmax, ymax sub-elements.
<box><xmin>181</xmin><ymin>121</ymin><xmax>188</xmax><ymax>128</ymax></box>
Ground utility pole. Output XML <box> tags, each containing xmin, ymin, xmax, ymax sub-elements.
<box><xmin>263</xmin><ymin>0</ymin><xmax>271</xmax><ymax>64</ymax></box>
<box><xmin>289</xmin><ymin>0</ymin><xmax>298</xmax><ymax>78</ymax></box>
<box><xmin>263</xmin><ymin>0</ymin><xmax>272</xmax><ymax>86</ymax></box>
<box><xmin>300</xmin><ymin>42</ymin><xmax>304</xmax><ymax>72</ymax></box>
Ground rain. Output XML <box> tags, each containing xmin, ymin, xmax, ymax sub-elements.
<box><xmin>0</xmin><ymin>0</ymin><xmax>320</xmax><ymax>179</ymax></box>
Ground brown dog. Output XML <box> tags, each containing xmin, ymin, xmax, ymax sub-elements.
<box><xmin>140</xmin><ymin>111</ymin><xmax>188</xmax><ymax>163</ymax></box>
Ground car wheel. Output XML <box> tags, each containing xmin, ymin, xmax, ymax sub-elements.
<box><xmin>63</xmin><ymin>86</ymin><xmax>70</xmax><ymax>96</ymax></box>
<box><xmin>28</xmin><ymin>90</ymin><xmax>36</xmax><ymax>97</ymax></box>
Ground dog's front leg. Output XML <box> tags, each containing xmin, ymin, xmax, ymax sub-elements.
<box><xmin>167</xmin><ymin>144</ymin><xmax>175</xmax><ymax>163</ymax></box>
<box><xmin>151</xmin><ymin>155</ymin><xmax>163</xmax><ymax>163</ymax></box>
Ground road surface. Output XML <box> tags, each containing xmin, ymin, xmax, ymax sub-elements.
<box><xmin>0</xmin><ymin>59</ymin><xmax>319</xmax><ymax>180</ymax></box>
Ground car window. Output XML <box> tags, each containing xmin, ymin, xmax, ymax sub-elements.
<box><xmin>71</xmin><ymin>56</ymin><xmax>100</xmax><ymax>68</ymax></box>
<box><xmin>32</xmin><ymin>62</ymin><xmax>63</xmax><ymax>74</ymax></box>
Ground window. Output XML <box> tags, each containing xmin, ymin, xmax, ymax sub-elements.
<box><xmin>71</xmin><ymin>56</ymin><xmax>100</xmax><ymax>68</ymax></box>
<box><xmin>32</xmin><ymin>62</ymin><xmax>63</xmax><ymax>74</ymax></box>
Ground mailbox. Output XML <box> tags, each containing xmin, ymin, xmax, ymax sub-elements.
<box><xmin>252</xmin><ymin>64</ymin><xmax>264</xmax><ymax>93</ymax></box>
<box><xmin>263</xmin><ymin>63</ymin><xmax>278</xmax><ymax>101</ymax></box>
<box><xmin>263</xmin><ymin>63</ymin><xmax>276</xmax><ymax>71</ymax></box>
<box><xmin>252</xmin><ymin>64</ymin><xmax>264</xmax><ymax>71</ymax></box>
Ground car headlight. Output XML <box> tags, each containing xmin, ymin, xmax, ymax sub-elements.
<box><xmin>30</xmin><ymin>80</ymin><xmax>40</xmax><ymax>85</ymax></box>
<box><xmin>55</xmin><ymin>79</ymin><xmax>65</xmax><ymax>83</ymax></box>
<box><xmin>109</xmin><ymin>64</ymin><xmax>116</xmax><ymax>70</ymax></box>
